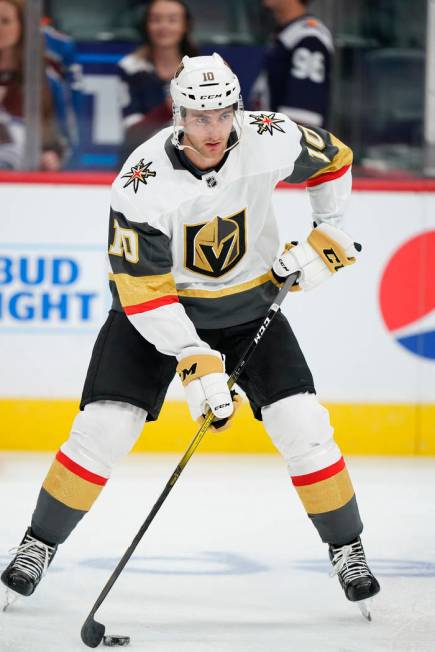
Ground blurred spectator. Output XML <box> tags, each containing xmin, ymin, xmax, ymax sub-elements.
<box><xmin>42</xmin><ymin>18</ymin><xmax>84</xmax><ymax>157</ymax></box>
<box><xmin>0</xmin><ymin>0</ymin><xmax>66</xmax><ymax>170</ymax></box>
<box><xmin>249</xmin><ymin>0</ymin><xmax>333</xmax><ymax>129</ymax></box>
<box><xmin>117</xmin><ymin>0</ymin><xmax>198</xmax><ymax>163</ymax></box>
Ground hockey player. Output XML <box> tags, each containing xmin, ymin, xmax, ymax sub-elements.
<box><xmin>2</xmin><ymin>53</ymin><xmax>380</xmax><ymax>616</ymax></box>
<box><xmin>250</xmin><ymin>0</ymin><xmax>333</xmax><ymax>128</ymax></box>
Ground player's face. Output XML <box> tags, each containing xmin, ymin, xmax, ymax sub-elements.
<box><xmin>182</xmin><ymin>107</ymin><xmax>234</xmax><ymax>167</ymax></box>
<box><xmin>146</xmin><ymin>0</ymin><xmax>186</xmax><ymax>50</ymax></box>
<box><xmin>0</xmin><ymin>1</ymin><xmax>21</xmax><ymax>50</ymax></box>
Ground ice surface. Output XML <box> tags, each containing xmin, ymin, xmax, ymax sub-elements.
<box><xmin>1</xmin><ymin>453</ymin><xmax>435</xmax><ymax>652</ymax></box>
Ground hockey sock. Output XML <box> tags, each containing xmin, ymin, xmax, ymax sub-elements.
<box><xmin>29</xmin><ymin>529</ymin><xmax>57</xmax><ymax>547</ymax></box>
<box><xmin>290</xmin><ymin>456</ymin><xmax>363</xmax><ymax>545</ymax></box>
<box><xmin>330</xmin><ymin>536</ymin><xmax>360</xmax><ymax>547</ymax></box>
<box><xmin>31</xmin><ymin>450</ymin><xmax>108</xmax><ymax>544</ymax></box>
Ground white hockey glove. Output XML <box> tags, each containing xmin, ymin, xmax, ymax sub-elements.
<box><xmin>176</xmin><ymin>346</ymin><xmax>240</xmax><ymax>432</ymax></box>
<box><xmin>272</xmin><ymin>223</ymin><xmax>361</xmax><ymax>291</ymax></box>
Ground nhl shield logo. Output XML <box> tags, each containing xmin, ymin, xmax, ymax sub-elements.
<box><xmin>184</xmin><ymin>209</ymin><xmax>246</xmax><ymax>277</ymax></box>
<box><xmin>205</xmin><ymin>175</ymin><xmax>217</xmax><ymax>188</ymax></box>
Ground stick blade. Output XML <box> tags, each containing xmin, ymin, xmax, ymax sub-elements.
<box><xmin>81</xmin><ymin>615</ymin><xmax>106</xmax><ymax>648</ymax></box>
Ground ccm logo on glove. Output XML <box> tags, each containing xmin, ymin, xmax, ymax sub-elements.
<box><xmin>178</xmin><ymin>362</ymin><xmax>197</xmax><ymax>382</ymax></box>
<box><xmin>177</xmin><ymin>354</ymin><xmax>223</xmax><ymax>386</ymax></box>
<box><xmin>272</xmin><ymin>223</ymin><xmax>361</xmax><ymax>292</ymax></box>
<box><xmin>307</xmin><ymin>226</ymin><xmax>359</xmax><ymax>273</ymax></box>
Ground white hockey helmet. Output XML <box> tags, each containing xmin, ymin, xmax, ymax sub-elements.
<box><xmin>170</xmin><ymin>53</ymin><xmax>244</xmax><ymax>152</ymax></box>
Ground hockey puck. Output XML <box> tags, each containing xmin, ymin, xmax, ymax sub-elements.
<box><xmin>103</xmin><ymin>634</ymin><xmax>130</xmax><ymax>647</ymax></box>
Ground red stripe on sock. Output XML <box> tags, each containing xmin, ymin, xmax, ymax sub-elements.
<box><xmin>306</xmin><ymin>164</ymin><xmax>351</xmax><ymax>188</ymax></box>
<box><xmin>291</xmin><ymin>456</ymin><xmax>345</xmax><ymax>486</ymax></box>
<box><xmin>124</xmin><ymin>295</ymin><xmax>179</xmax><ymax>315</ymax></box>
<box><xmin>56</xmin><ymin>450</ymin><xmax>108</xmax><ymax>486</ymax></box>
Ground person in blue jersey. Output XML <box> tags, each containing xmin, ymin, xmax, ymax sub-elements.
<box><xmin>117</xmin><ymin>0</ymin><xmax>198</xmax><ymax>163</ymax></box>
<box><xmin>42</xmin><ymin>19</ymin><xmax>84</xmax><ymax>159</ymax></box>
<box><xmin>250</xmin><ymin>0</ymin><xmax>333</xmax><ymax>129</ymax></box>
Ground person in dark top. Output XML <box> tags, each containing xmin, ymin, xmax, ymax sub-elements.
<box><xmin>250</xmin><ymin>0</ymin><xmax>333</xmax><ymax>129</ymax></box>
<box><xmin>117</xmin><ymin>0</ymin><xmax>198</xmax><ymax>163</ymax></box>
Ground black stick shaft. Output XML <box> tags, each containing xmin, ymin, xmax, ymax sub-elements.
<box><xmin>83</xmin><ymin>271</ymin><xmax>298</xmax><ymax>621</ymax></box>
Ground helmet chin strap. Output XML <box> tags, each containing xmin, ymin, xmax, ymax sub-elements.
<box><xmin>171</xmin><ymin>130</ymin><xmax>199</xmax><ymax>154</ymax></box>
<box><xmin>171</xmin><ymin>130</ymin><xmax>239</xmax><ymax>157</ymax></box>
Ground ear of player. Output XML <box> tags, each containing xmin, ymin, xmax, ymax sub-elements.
<box><xmin>176</xmin><ymin>346</ymin><xmax>240</xmax><ymax>431</ymax></box>
<box><xmin>272</xmin><ymin>223</ymin><xmax>361</xmax><ymax>291</ymax></box>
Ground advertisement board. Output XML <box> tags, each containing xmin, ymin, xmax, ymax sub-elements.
<box><xmin>1</xmin><ymin>181</ymin><xmax>434</xmax><ymax>453</ymax></box>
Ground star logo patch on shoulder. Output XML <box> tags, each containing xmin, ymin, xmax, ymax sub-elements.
<box><xmin>249</xmin><ymin>113</ymin><xmax>286</xmax><ymax>136</ymax></box>
<box><xmin>121</xmin><ymin>159</ymin><xmax>156</xmax><ymax>193</ymax></box>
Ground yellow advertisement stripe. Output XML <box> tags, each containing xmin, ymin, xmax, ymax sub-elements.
<box><xmin>177</xmin><ymin>272</ymin><xmax>277</xmax><ymax>299</ymax></box>
<box><xmin>309</xmin><ymin>133</ymin><xmax>353</xmax><ymax>181</ymax></box>
<box><xmin>293</xmin><ymin>467</ymin><xmax>354</xmax><ymax>514</ymax></box>
<box><xmin>43</xmin><ymin>458</ymin><xmax>103</xmax><ymax>511</ymax></box>
<box><xmin>1</xmin><ymin>400</ymin><xmax>434</xmax><ymax>454</ymax></box>
<box><xmin>109</xmin><ymin>272</ymin><xmax>177</xmax><ymax>307</ymax></box>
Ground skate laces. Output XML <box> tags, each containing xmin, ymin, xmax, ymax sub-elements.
<box><xmin>329</xmin><ymin>539</ymin><xmax>371</xmax><ymax>584</ymax></box>
<box><xmin>8</xmin><ymin>533</ymin><xmax>55</xmax><ymax>582</ymax></box>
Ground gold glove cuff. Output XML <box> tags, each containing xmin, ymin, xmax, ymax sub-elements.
<box><xmin>176</xmin><ymin>354</ymin><xmax>224</xmax><ymax>386</ymax></box>
<box><xmin>308</xmin><ymin>228</ymin><xmax>355</xmax><ymax>273</ymax></box>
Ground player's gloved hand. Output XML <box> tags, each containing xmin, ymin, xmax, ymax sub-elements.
<box><xmin>272</xmin><ymin>223</ymin><xmax>361</xmax><ymax>291</ymax></box>
<box><xmin>176</xmin><ymin>346</ymin><xmax>240</xmax><ymax>431</ymax></box>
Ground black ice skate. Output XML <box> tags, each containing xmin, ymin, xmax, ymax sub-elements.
<box><xmin>1</xmin><ymin>527</ymin><xmax>58</xmax><ymax>603</ymax></box>
<box><xmin>329</xmin><ymin>536</ymin><xmax>380</xmax><ymax>621</ymax></box>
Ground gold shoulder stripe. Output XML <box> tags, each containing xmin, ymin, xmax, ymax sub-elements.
<box><xmin>109</xmin><ymin>272</ymin><xmax>177</xmax><ymax>307</ymax></box>
<box><xmin>308</xmin><ymin>133</ymin><xmax>353</xmax><ymax>182</ymax></box>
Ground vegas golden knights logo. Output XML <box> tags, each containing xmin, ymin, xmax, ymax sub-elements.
<box><xmin>184</xmin><ymin>210</ymin><xmax>246</xmax><ymax>278</ymax></box>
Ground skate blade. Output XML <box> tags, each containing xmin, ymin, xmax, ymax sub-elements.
<box><xmin>3</xmin><ymin>588</ymin><xmax>21</xmax><ymax>612</ymax></box>
<box><xmin>357</xmin><ymin>598</ymin><xmax>373</xmax><ymax>622</ymax></box>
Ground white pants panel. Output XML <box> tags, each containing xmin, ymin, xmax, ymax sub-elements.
<box><xmin>61</xmin><ymin>400</ymin><xmax>147</xmax><ymax>478</ymax></box>
<box><xmin>262</xmin><ymin>393</ymin><xmax>342</xmax><ymax>476</ymax></box>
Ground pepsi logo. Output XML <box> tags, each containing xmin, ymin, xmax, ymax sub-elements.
<box><xmin>379</xmin><ymin>231</ymin><xmax>435</xmax><ymax>360</ymax></box>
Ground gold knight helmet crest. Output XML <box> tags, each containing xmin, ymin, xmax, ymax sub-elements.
<box><xmin>184</xmin><ymin>210</ymin><xmax>246</xmax><ymax>277</ymax></box>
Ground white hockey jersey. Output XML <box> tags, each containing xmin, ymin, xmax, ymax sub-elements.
<box><xmin>108</xmin><ymin>111</ymin><xmax>352</xmax><ymax>358</ymax></box>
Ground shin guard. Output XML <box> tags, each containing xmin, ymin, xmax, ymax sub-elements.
<box><xmin>262</xmin><ymin>393</ymin><xmax>363</xmax><ymax>544</ymax></box>
<box><xmin>31</xmin><ymin>401</ymin><xmax>146</xmax><ymax>544</ymax></box>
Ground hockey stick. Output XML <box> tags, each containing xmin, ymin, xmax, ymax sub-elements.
<box><xmin>80</xmin><ymin>271</ymin><xmax>299</xmax><ymax>648</ymax></box>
